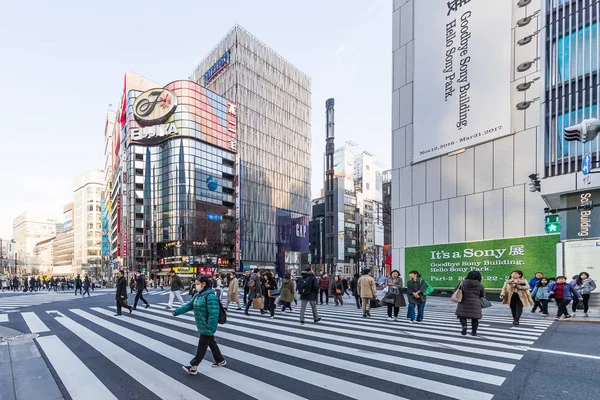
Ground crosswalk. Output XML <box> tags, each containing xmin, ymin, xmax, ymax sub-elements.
<box><xmin>4</xmin><ymin>300</ymin><xmax>553</xmax><ymax>400</ymax></box>
<box><xmin>0</xmin><ymin>290</ymin><xmax>108</xmax><ymax>310</ymax></box>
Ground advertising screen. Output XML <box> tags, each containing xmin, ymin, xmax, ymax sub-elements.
<box><xmin>405</xmin><ymin>235</ymin><xmax>560</xmax><ymax>289</ymax></box>
<box><xmin>413</xmin><ymin>0</ymin><xmax>511</xmax><ymax>162</ymax></box>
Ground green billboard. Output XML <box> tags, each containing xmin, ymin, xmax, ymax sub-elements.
<box><xmin>405</xmin><ymin>235</ymin><xmax>560</xmax><ymax>289</ymax></box>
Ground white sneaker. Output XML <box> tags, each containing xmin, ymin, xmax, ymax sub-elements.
<box><xmin>386</xmin><ymin>317</ymin><xmax>393</xmax><ymax>321</ymax></box>
<box><xmin>394</xmin><ymin>317</ymin><xmax>398</xmax><ymax>321</ymax></box>
<box><xmin>584</xmin><ymin>313</ymin><xmax>589</xmax><ymax>317</ymax></box>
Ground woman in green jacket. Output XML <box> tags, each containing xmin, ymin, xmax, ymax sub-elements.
<box><xmin>173</xmin><ymin>275</ymin><xmax>226</xmax><ymax>375</ymax></box>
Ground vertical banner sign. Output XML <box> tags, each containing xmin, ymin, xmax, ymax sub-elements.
<box><xmin>405</xmin><ymin>235</ymin><xmax>561</xmax><ymax>289</ymax></box>
<box><xmin>413</xmin><ymin>0</ymin><xmax>511</xmax><ymax>162</ymax></box>
<box><xmin>564</xmin><ymin>190</ymin><xmax>600</xmax><ymax>239</ymax></box>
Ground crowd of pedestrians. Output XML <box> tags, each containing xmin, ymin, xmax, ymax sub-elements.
<box><xmin>0</xmin><ymin>275</ymin><xmax>106</xmax><ymax>293</ymax></box>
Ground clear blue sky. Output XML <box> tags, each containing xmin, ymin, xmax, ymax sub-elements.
<box><xmin>0</xmin><ymin>0</ymin><xmax>392</xmax><ymax>238</ymax></box>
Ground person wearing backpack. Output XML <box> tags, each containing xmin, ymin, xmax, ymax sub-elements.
<box><xmin>298</xmin><ymin>267</ymin><xmax>321</xmax><ymax>325</ymax></box>
<box><xmin>173</xmin><ymin>275</ymin><xmax>227</xmax><ymax>375</ymax></box>
<box><xmin>406</xmin><ymin>270</ymin><xmax>428</xmax><ymax>323</ymax></box>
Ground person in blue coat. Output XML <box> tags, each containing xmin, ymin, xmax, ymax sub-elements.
<box><xmin>548</xmin><ymin>276</ymin><xmax>583</xmax><ymax>321</ymax></box>
<box><xmin>173</xmin><ymin>275</ymin><xmax>226</xmax><ymax>375</ymax></box>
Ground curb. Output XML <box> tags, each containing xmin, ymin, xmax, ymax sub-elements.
<box><xmin>558</xmin><ymin>318</ymin><xmax>600</xmax><ymax>324</ymax></box>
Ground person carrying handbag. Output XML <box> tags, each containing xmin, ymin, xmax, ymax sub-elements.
<box><xmin>333</xmin><ymin>275</ymin><xmax>344</xmax><ymax>306</ymax></box>
<box><xmin>383</xmin><ymin>270</ymin><xmax>406</xmax><ymax>321</ymax></box>
<box><xmin>244</xmin><ymin>269</ymin><xmax>263</xmax><ymax>316</ymax></box>
<box><xmin>454</xmin><ymin>271</ymin><xmax>485</xmax><ymax>336</ymax></box>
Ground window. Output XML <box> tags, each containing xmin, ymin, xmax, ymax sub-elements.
<box><xmin>554</xmin><ymin>23</ymin><xmax>598</xmax><ymax>83</ymax></box>
<box><xmin>366</xmin><ymin>183</ymin><xmax>370</xmax><ymax>190</ymax></box>
<box><xmin>135</xmin><ymin>154</ymin><xmax>143</xmax><ymax>161</ymax></box>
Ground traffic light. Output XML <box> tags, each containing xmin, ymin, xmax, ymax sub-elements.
<box><xmin>544</xmin><ymin>214</ymin><xmax>561</xmax><ymax>234</ymax></box>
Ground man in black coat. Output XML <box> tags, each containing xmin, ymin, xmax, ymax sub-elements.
<box><xmin>133</xmin><ymin>273</ymin><xmax>150</xmax><ymax>310</ymax></box>
<box><xmin>298</xmin><ymin>267</ymin><xmax>321</xmax><ymax>325</ymax></box>
<box><xmin>75</xmin><ymin>274</ymin><xmax>83</xmax><ymax>295</ymax></box>
<box><xmin>115</xmin><ymin>270</ymin><xmax>133</xmax><ymax>316</ymax></box>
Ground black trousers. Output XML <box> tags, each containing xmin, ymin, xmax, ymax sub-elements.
<box><xmin>266</xmin><ymin>297</ymin><xmax>276</xmax><ymax>317</ymax></box>
<box><xmin>387</xmin><ymin>304</ymin><xmax>399</xmax><ymax>318</ymax></box>
<box><xmin>319</xmin><ymin>289</ymin><xmax>329</xmax><ymax>304</ymax></box>
<box><xmin>243</xmin><ymin>289</ymin><xmax>248</xmax><ymax>306</ymax></box>
<box><xmin>572</xmin><ymin>294</ymin><xmax>590</xmax><ymax>313</ymax></box>
<box><xmin>191</xmin><ymin>335</ymin><xmax>225</xmax><ymax>366</ymax></box>
<box><xmin>75</xmin><ymin>287</ymin><xmax>82</xmax><ymax>295</ymax></box>
<box><xmin>354</xmin><ymin>295</ymin><xmax>362</xmax><ymax>309</ymax></box>
<box><xmin>555</xmin><ymin>298</ymin><xmax>571</xmax><ymax>318</ymax></box>
<box><xmin>116</xmin><ymin>299</ymin><xmax>132</xmax><ymax>314</ymax></box>
<box><xmin>510</xmin><ymin>293</ymin><xmax>523</xmax><ymax>321</ymax></box>
<box><xmin>538</xmin><ymin>299</ymin><xmax>550</xmax><ymax>314</ymax></box>
<box><xmin>134</xmin><ymin>290</ymin><xmax>148</xmax><ymax>308</ymax></box>
<box><xmin>459</xmin><ymin>317</ymin><xmax>480</xmax><ymax>331</ymax></box>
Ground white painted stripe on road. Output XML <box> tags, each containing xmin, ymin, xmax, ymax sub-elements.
<box><xmin>45</xmin><ymin>310</ymin><xmax>204</xmax><ymax>400</ymax></box>
<box><xmin>21</xmin><ymin>312</ymin><xmax>50</xmax><ymax>333</ymax></box>
<box><xmin>94</xmin><ymin>308</ymin><xmax>412</xmax><ymax>400</ymax></box>
<box><xmin>36</xmin><ymin>335</ymin><xmax>117</xmax><ymax>400</ymax></box>
<box><xmin>518</xmin><ymin>346</ymin><xmax>600</xmax><ymax>360</ymax></box>
<box><xmin>136</xmin><ymin>306</ymin><xmax>518</xmax><ymax>370</ymax></box>
<box><xmin>84</xmin><ymin>308</ymin><xmax>307</xmax><ymax>400</ymax></box>
<box><xmin>0</xmin><ymin>314</ymin><xmax>8</xmax><ymax>322</ymax></box>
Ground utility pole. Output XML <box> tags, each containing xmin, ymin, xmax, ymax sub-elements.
<box><xmin>324</xmin><ymin>99</ymin><xmax>335</xmax><ymax>275</ymax></box>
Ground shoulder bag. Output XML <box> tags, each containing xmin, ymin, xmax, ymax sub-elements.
<box><xmin>450</xmin><ymin>283</ymin><xmax>463</xmax><ymax>303</ymax></box>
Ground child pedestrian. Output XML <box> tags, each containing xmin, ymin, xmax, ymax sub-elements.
<box><xmin>531</xmin><ymin>278</ymin><xmax>551</xmax><ymax>316</ymax></box>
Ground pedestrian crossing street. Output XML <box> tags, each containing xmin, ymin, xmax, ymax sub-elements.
<box><xmin>0</xmin><ymin>290</ymin><xmax>109</xmax><ymax>310</ymax></box>
<box><xmin>2</xmin><ymin>300</ymin><xmax>553</xmax><ymax>400</ymax></box>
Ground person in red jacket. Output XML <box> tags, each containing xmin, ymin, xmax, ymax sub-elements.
<box><xmin>319</xmin><ymin>273</ymin><xmax>330</xmax><ymax>305</ymax></box>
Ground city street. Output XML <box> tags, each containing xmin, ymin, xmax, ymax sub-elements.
<box><xmin>2</xmin><ymin>290</ymin><xmax>598</xmax><ymax>400</ymax></box>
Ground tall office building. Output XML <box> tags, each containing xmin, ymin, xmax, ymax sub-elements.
<box><xmin>191</xmin><ymin>25</ymin><xmax>312</xmax><ymax>276</ymax></box>
<box><xmin>391</xmin><ymin>1</ymin><xmax>599</xmax><ymax>291</ymax></box>
<box><xmin>13</xmin><ymin>211</ymin><xmax>56</xmax><ymax>274</ymax></box>
<box><xmin>73</xmin><ymin>170</ymin><xmax>104</xmax><ymax>274</ymax></box>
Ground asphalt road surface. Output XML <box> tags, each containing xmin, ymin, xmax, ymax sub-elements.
<box><xmin>1</xmin><ymin>289</ymin><xmax>598</xmax><ymax>400</ymax></box>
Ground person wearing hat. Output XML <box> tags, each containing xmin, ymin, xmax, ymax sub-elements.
<box><xmin>357</xmin><ymin>268</ymin><xmax>377</xmax><ymax>317</ymax></box>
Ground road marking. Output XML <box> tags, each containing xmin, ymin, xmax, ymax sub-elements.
<box><xmin>21</xmin><ymin>312</ymin><xmax>50</xmax><ymax>333</ymax></box>
<box><xmin>36</xmin><ymin>335</ymin><xmax>117</xmax><ymax>400</ymax></box>
<box><xmin>45</xmin><ymin>310</ymin><xmax>206</xmax><ymax>400</ymax></box>
<box><xmin>0</xmin><ymin>314</ymin><xmax>7</xmax><ymax>322</ymax></box>
<box><xmin>519</xmin><ymin>346</ymin><xmax>600</xmax><ymax>360</ymax></box>
<box><xmin>84</xmin><ymin>308</ymin><xmax>307</xmax><ymax>400</ymax></box>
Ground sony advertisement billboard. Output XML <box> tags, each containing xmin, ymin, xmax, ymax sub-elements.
<box><xmin>413</xmin><ymin>0</ymin><xmax>511</xmax><ymax>163</ymax></box>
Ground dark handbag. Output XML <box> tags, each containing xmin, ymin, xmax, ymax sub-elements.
<box><xmin>480</xmin><ymin>297</ymin><xmax>492</xmax><ymax>308</ymax></box>
<box><xmin>381</xmin><ymin>292</ymin><xmax>396</xmax><ymax>304</ymax></box>
<box><xmin>121</xmin><ymin>298</ymin><xmax>129</xmax><ymax>307</ymax></box>
<box><xmin>268</xmin><ymin>289</ymin><xmax>280</xmax><ymax>298</ymax></box>
<box><xmin>576</xmin><ymin>301</ymin><xmax>584</xmax><ymax>310</ymax></box>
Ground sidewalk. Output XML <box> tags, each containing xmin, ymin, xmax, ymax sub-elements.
<box><xmin>424</xmin><ymin>296</ymin><xmax>600</xmax><ymax>323</ymax></box>
<box><xmin>0</xmin><ymin>326</ymin><xmax>63</xmax><ymax>400</ymax></box>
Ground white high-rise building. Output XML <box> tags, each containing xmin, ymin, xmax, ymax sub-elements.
<box><xmin>73</xmin><ymin>170</ymin><xmax>104</xmax><ymax>274</ymax></box>
<box><xmin>355</xmin><ymin>151</ymin><xmax>386</xmax><ymax>203</ymax></box>
<box><xmin>13</xmin><ymin>211</ymin><xmax>56</xmax><ymax>274</ymax></box>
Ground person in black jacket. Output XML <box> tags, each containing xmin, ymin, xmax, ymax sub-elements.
<box><xmin>350</xmin><ymin>273</ymin><xmax>361</xmax><ymax>309</ymax></box>
<box><xmin>133</xmin><ymin>273</ymin><xmax>150</xmax><ymax>310</ymax></box>
<box><xmin>115</xmin><ymin>270</ymin><xmax>133</xmax><ymax>316</ymax></box>
<box><xmin>74</xmin><ymin>274</ymin><xmax>82</xmax><ymax>295</ymax></box>
<box><xmin>298</xmin><ymin>267</ymin><xmax>321</xmax><ymax>325</ymax></box>
<box><xmin>263</xmin><ymin>272</ymin><xmax>278</xmax><ymax>319</ymax></box>
<box><xmin>82</xmin><ymin>276</ymin><xmax>91</xmax><ymax>297</ymax></box>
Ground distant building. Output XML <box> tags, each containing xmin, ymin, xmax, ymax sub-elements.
<box><xmin>53</xmin><ymin>203</ymin><xmax>74</xmax><ymax>276</ymax></box>
<box><xmin>73</xmin><ymin>170</ymin><xmax>104</xmax><ymax>275</ymax></box>
<box><xmin>33</xmin><ymin>237</ymin><xmax>55</xmax><ymax>275</ymax></box>
<box><xmin>13</xmin><ymin>211</ymin><xmax>57</xmax><ymax>274</ymax></box>
<box><xmin>382</xmin><ymin>170</ymin><xmax>392</xmax><ymax>245</ymax></box>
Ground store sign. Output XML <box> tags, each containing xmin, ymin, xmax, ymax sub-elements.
<box><xmin>405</xmin><ymin>235</ymin><xmax>560</xmax><ymax>289</ymax></box>
<box><xmin>131</xmin><ymin>122</ymin><xmax>178</xmax><ymax>141</ymax></box>
<box><xmin>564</xmin><ymin>190</ymin><xmax>600</xmax><ymax>239</ymax></box>
<box><xmin>413</xmin><ymin>0</ymin><xmax>511</xmax><ymax>162</ymax></box>
<box><xmin>204</xmin><ymin>52</ymin><xmax>230</xmax><ymax>84</ymax></box>
<box><xmin>133</xmin><ymin>88</ymin><xmax>178</xmax><ymax>126</ymax></box>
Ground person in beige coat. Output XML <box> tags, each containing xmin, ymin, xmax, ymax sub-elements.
<box><xmin>226</xmin><ymin>272</ymin><xmax>241</xmax><ymax>310</ymax></box>
<box><xmin>500</xmin><ymin>270</ymin><xmax>533</xmax><ymax>326</ymax></box>
<box><xmin>357</xmin><ymin>268</ymin><xmax>377</xmax><ymax>317</ymax></box>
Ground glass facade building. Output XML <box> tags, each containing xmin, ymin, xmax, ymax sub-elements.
<box><xmin>117</xmin><ymin>78</ymin><xmax>238</xmax><ymax>276</ymax></box>
<box><xmin>191</xmin><ymin>25</ymin><xmax>311</xmax><ymax>276</ymax></box>
<box><xmin>544</xmin><ymin>0</ymin><xmax>600</xmax><ymax>175</ymax></box>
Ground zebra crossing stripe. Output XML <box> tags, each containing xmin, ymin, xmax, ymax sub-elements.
<box><xmin>83</xmin><ymin>308</ymin><xmax>307</xmax><ymax>400</ymax></box>
<box><xmin>0</xmin><ymin>314</ymin><xmax>8</xmax><ymax>322</ymax></box>
<box><xmin>36</xmin><ymin>335</ymin><xmax>117</xmax><ymax>400</ymax></box>
<box><xmin>45</xmin><ymin>310</ymin><xmax>206</xmax><ymax>400</ymax></box>
<box><xmin>92</xmin><ymin>307</ymin><xmax>412</xmax><ymax>400</ymax></box>
<box><xmin>21</xmin><ymin>312</ymin><xmax>50</xmax><ymax>333</ymax></box>
<box><xmin>134</xmin><ymin>306</ymin><xmax>518</xmax><ymax>371</ymax></box>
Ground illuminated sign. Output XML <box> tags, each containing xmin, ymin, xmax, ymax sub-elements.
<box><xmin>133</xmin><ymin>88</ymin><xmax>178</xmax><ymax>126</ymax></box>
<box><xmin>204</xmin><ymin>52</ymin><xmax>230</xmax><ymax>84</ymax></box>
<box><xmin>207</xmin><ymin>213</ymin><xmax>222</xmax><ymax>221</ymax></box>
<box><xmin>131</xmin><ymin>122</ymin><xmax>179</xmax><ymax>141</ymax></box>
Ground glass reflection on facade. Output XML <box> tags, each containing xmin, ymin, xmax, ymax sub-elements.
<box><xmin>121</xmin><ymin>80</ymin><xmax>237</xmax><ymax>274</ymax></box>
